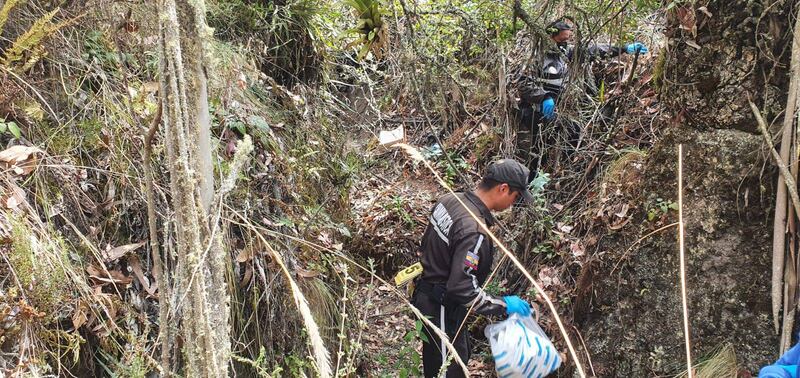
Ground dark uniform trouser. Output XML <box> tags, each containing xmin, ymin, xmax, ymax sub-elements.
<box><xmin>412</xmin><ymin>290</ymin><xmax>470</xmax><ymax>378</ymax></box>
<box><xmin>516</xmin><ymin>105</ymin><xmax>544</xmax><ymax>178</ymax></box>
<box><xmin>517</xmin><ymin>104</ymin><xmax>581</xmax><ymax>177</ymax></box>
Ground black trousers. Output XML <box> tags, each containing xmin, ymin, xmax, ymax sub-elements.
<box><xmin>412</xmin><ymin>290</ymin><xmax>470</xmax><ymax>378</ymax></box>
<box><xmin>516</xmin><ymin>105</ymin><xmax>543</xmax><ymax>172</ymax></box>
<box><xmin>516</xmin><ymin>104</ymin><xmax>581</xmax><ymax>177</ymax></box>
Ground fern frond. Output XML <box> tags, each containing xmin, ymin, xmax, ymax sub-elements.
<box><xmin>0</xmin><ymin>0</ymin><xmax>21</xmax><ymax>36</ymax></box>
<box><xmin>2</xmin><ymin>8</ymin><xmax>59</xmax><ymax>67</ymax></box>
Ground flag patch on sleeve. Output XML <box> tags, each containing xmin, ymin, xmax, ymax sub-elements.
<box><xmin>464</xmin><ymin>252</ymin><xmax>479</xmax><ymax>270</ymax></box>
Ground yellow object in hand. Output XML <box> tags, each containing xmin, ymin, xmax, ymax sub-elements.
<box><xmin>394</xmin><ymin>262</ymin><xmax>423</xmax><ymax>286</ymax></box>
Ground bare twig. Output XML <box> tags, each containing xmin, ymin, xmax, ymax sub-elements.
<box><xmin>751</xmin><ymin>100</ymin><xmax>800</xmax><ymax>225</ymax></box>
<box><xmin>610</xmin><ymin>222</ymin><xmax>679</xmax><ymax>275</ymax></box>
<box><xmin>143</xmin><ymin>103</ymin><xmax>171</xmax><ymax>375</ymax></box>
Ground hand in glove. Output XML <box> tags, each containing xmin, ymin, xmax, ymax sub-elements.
<box><xmin>759</xmin><ymin>366</ymin><xmax>797</xmax><ymax>378</ymax></box>
<box><xmin>626</xmin><ymin>42</ymin><xmax>649</xmax><ymax>54</ymax></box>
<box><xmin>503</xmin><ymin>296</ymin><xmax>532</xmax><ymax>317</ymax></box>
<box><xmin>759</xmin><ymin>343</ymin><xmax>800</xmax><ymax>377</ymax></box>
<box><xmin>541</xmin><ymin>97</ymin><xmax>555</xmax><ymax>120</ymax></box>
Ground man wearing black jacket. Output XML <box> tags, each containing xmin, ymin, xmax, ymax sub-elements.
<box><xmin>413</xmin><ymin>159</ymin><xmax>534</xmax><ymax>378</ymax></box>
<box><xmin>516</xmin><ymin>19</ymin><xmax>648</xmax><ymax>169</ymax></box>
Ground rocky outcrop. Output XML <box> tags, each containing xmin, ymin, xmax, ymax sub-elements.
<box><xmin>583</xmin><ymin>1</ymin><xmax>793</xmax><ymax>375</ymax></box>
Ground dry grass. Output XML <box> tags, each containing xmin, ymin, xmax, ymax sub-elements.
<box><xmin>674</xmin><ymin>344</ymin><xmax>738</xmax><ymax>378</ymax></box>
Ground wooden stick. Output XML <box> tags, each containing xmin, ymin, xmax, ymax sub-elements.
<box><xmin>677</xmin><ymin>144</ymin><xmax>694</xmax><ymax>378</ymax></box>
<box><xmin>771</xmin><ymin>6</ymin><xmax>800</xmax><ymax>334</ymax></box>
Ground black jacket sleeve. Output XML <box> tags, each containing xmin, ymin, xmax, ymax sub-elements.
<box><xmin>519</xmin><ymin>75</ymin><xmax>550</xmax><ymax>106</ymax></box>
<box><xmin>445</xmin><ymin>232</ymin><xmax>507</xmax><ymax>317</ymax></box>
<box><xmin>585</xmin><ymin>43</ymin><xmax>625</xmax><ymax>60</ymax></box>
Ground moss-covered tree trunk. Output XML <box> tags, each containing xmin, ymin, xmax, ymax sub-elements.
<box><xmin>156</xmin><ymin>0</ymin><xmax>229</xmax><ymax>376</ymax></box>
<box><xmin>581</xmin><ymin>1</ymin><xmax>796</xmax><ymax>375</ymax></box>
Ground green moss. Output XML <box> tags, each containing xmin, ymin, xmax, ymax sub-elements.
<box><xmin>44</xmin><ymin>117</ymin><xmax>105</xmax><ymax>156</ymax></box>
<box><xmin>7</xmin><ymin>214</ymin><xmax>72</xmax><ymax>317</ymax></box>
<box><xmin>652</xmin><ymin>51</ymin><xmax>667</xmax><ymax>92</ymax></box>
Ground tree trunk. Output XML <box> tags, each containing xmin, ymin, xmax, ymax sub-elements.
<box><xmin>156</xmin><ymin>0</ymin><xmax>229</xmax><ymax>376</ymax></box>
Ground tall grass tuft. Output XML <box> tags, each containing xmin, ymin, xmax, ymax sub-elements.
<box><xmin>674</xmin><ymin>344</ymin><xmax>738</xmax><ymax>378</ymax></box>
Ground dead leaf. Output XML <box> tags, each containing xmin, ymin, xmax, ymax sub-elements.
<box><xmin>570</xmin><ymin>242</ymin><xmax>585</xmax><ymax>258</ymax></box>
<box><xmin>685</xmin><ymin>40</ymin><xmax>701</xmax><ymax>49</ymax></box>
<box><xmin>614</xmin><ymin>204</ymin><xmax>630</xmax><ymax>218</ymax></box>
<box><xmin>107</xmin><ymin>270</ymin><xmax>133</xmax><ymax>285</ymax></box>
<box><xmin>142</xmin><ymin>81</ymin><xmax>160</xmax><ymax>93</ymax></box>
<box><xmin>3</xmin><ymin>184</ymin><xmax>26</xmax><ymax>210</ymax></box>
<box><xmin>538</xmin><ymin>267</ymin><xmax>562</xmax><ymax>289</ymax></box>
<box><xmin>677</xmin><ymin>6</ymin><xmax>697</xmax><ymax>36</ymax></box>
<box><xmin>296</xmin><ymin>267</ymin><xmax>320</xmax><ymax>278</ymax></box>
<box><xmin>87</xmin><ymin>265</ymin><xmax>133</xmax><ymax>286</ymax></box>
<box><xmin>240</xmin><ymin>264</ymin><xmax>253</xmax><ymax>287</ymax></box>
<box><xmin>237</xmin><ymin>72</ymin><xmax>247</xmax><ymax>90</ymax></box>
<box><xmin>103</xmin><ymin>241</ymin><xmax>145</xmax><ymax>262</ymax></box>
<box><xmin>129</xmin><ymin>255</ymin><xmax>155</xmax><ymax>296</ymax></box>
<box><xmin>317</xmin><ymin>232</ymin><xmax>332</xmax><ymax>246</ymax></box>
<box><xmin>697</xmin><ymin>6</ymin><xmax>712</xmax><ymax>17</ymax></box>
<box><xmin>72</xmin><ymin>302</ymin><xmax>87</xmax><ymax>329</ymax></box>
<box><xmin>609</xmin><ymin>217</ymin><xmax>632</xmax><ymax>230</ymax></box>
<box><xmin>236</xmin><ymin>247</ymin><xmax>255</xmax><ymax>263</ymax></box>
<box><xmin>0</xmin><ymin>145</ymin><xmax>43</xmax><ymax>175</ymax></box>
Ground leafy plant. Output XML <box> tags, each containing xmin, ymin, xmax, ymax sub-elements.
<box><xmin>385</xmin><ymin>195</ymin><xmax>415</xmax><ymax>229</ymax></box>
<box><xmin>344</xmin><ymin>0</ymin><xmax>387</xmax><ymax>59</ymax></box>
<box><xmin>396</xmin><ymin>320</ymin><xmax>427</xmax><ymax>377</ymax></box>
<box><xmin>437</xmin><ymin>152</ymin><xmax>470</xmax><ymax>187</ymax></box>
<box><xmin>1</xmin><ymin>6</ymin><xmax>76</xmax><ymax>72</ymax></box>
<box><xmin>82</xmin><ymin>30</ymin><xmax>130</xmax><ymax>74</ymax></box>
<box><xmin>0</xmin><ymin>118</ymin><xmax>22</xmax><ymax>139</ymax></box>
<box><xmin>647</xmin><ymin>198</ymin><xmax>678</xmax><ymax>221</ymax></box>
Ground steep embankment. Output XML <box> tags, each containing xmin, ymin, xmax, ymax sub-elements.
<box><xmin>583</xmin><ymin>2</ymin><xmax>792</xmax><ymax>375</ymax></box>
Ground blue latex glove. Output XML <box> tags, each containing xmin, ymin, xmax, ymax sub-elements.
<box><xmin>759</xmin><ymin>365</ymin><xmax>797</xmax><ymax>378</ymax></box>
<box><xmin>626</xmin><ymin>42</ymin><xmax>649</xmax><ymax>54</ymax></box>
<box><xmin>541</xmin><ymin>97</ymin><xmax>555</xmax><ymax>120</ymax></box>
<box><xmin>503</xmin><ymin>296</ymin><xmax>531</xmax><ymax>317</ymax></box>
<box><xmin>759</xmin><ymin>343</ymin><xmax>800</xmax><ymax>377</ymax></box>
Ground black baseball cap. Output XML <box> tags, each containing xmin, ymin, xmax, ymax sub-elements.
<box><xmin>483</xmin><ymin>159</ymin><xmax>534</xmax><ymax>204</ymax></box>
<box><xmin>547</xmin><ymin>20</ymin><xmax>573</xmax><ymax>36</ymax></box>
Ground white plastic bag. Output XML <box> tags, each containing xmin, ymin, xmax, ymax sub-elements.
<box><xmin>484</xmin><ymin>313</ymin><xmax>561</xmax><ymax>378</ymax></box>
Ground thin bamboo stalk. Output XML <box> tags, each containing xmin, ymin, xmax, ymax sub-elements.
<box><xmin>678</xmin><ymin>144</ymin><xmax>694</xmax><ymax>378</ymax></box>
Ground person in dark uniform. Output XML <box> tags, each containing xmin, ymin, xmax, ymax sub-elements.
<box><xmin>412</xmin><ymin>158</ymin><xmax>535</xmax><ymax>378</ymax></box>
<box><xmin>516</xmin><ymin>19</ymin><xmax>648</xmax><ymax>172</ymax></box>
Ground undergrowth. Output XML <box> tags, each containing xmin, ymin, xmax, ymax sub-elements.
<box><xmin>0</xmin><ymin>0</ymin><xmax>668</xmax><ymax>376</ymax></box>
